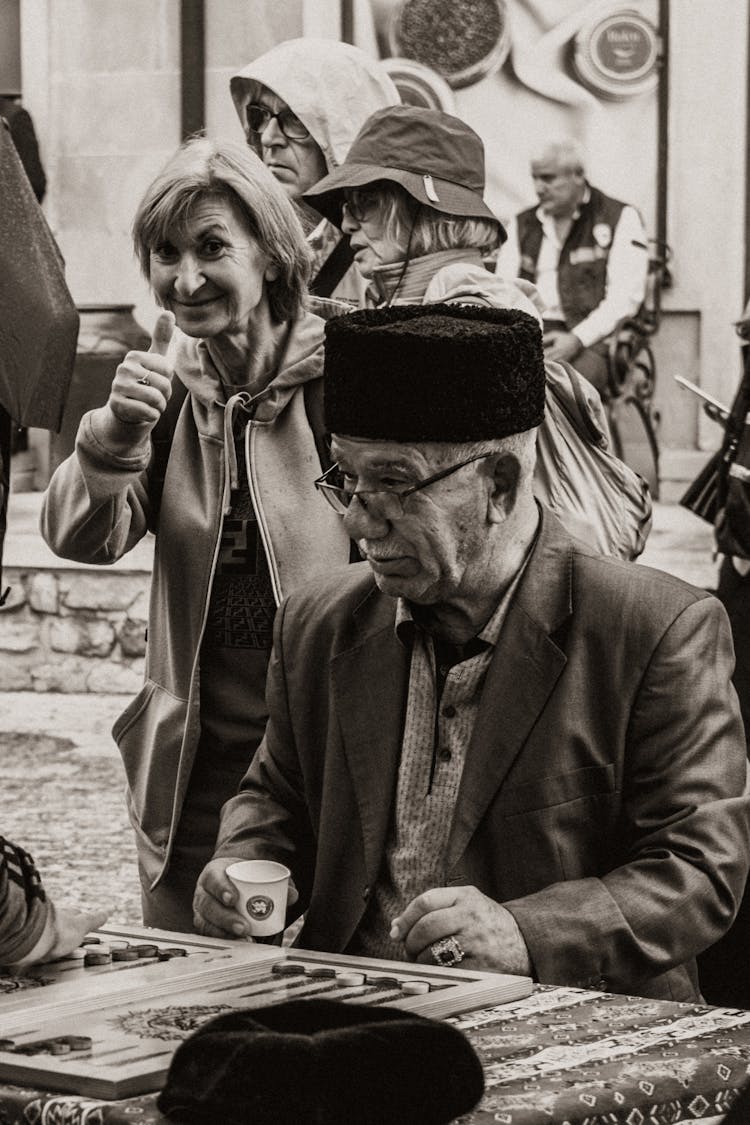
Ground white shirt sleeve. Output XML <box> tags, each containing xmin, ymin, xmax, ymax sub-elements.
<box><xmin>495</xmin><ymin>216</ymin><xmax>522</xmax><ymax>281</ymax></box>
<box><xmin>573</xmin><ymin>205</ymin><xmax>649</xmax><ymax>349</ymax></box>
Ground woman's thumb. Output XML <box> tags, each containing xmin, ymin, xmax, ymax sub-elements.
<box><xmin>149</xmin><ymin>310</ymin><xmax>175</xmax><ymax>356</ymax></box>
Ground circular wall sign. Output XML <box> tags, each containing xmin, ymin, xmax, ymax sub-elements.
<box><xmin>381</xmin><ymin>57</ymin><xmax>457</xmax><ymax>112</ymax></box>
<box><xmin>388</xmin><ymin>0</ymin><xmax>511</xmax><ymax>90</ymax></box>
<box><xmin>573</xmin><ymin>10</ymin><xmax>660</xmax><ymax>100</ymax></box>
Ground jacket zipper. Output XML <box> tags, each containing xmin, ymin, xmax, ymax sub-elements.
<box><xmin>155</xmin><ymin>425</ymin><xmax>226</xmax><ymax>886</ymax></box>
<box><xmin>244</xmin><ymin>419</ymin><xmax>284</xmax><ymax>606</ymax></box>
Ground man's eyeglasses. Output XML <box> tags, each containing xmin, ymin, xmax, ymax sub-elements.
<box><xmin>314</xmin><ymin>452</ymin><xmax>496</xmax><ymax>518</ymax></box>
<box><xmin>246</xmin><ymin>104</ymin><xmax>310</xmax><ymax>142</ymax></box>
<box><xmin>342</xmin><ymin>188</ymin><xmax>383</xmax><ymax>223</ymax></box>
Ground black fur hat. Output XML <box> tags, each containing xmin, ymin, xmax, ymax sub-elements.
<box><xmin>156</xmin><ymin>998</ymin><xmax>484</xmax><ymax>1125</ymax></box>
<box><xmin>323</xmin><ymin>303</ymin><xmax>545</xmax><ymax>443</ymax></box>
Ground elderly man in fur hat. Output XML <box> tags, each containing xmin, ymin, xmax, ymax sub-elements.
<box><xmin>194</xmin><ymin>304</ymin><xmax>749</xmax><ymax>1001</ymax></box>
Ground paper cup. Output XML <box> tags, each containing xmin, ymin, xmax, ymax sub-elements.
<box><xmin>226</xmin><ymin>860</ymin><xmax>290</xmax><ymax>937</ymax></box>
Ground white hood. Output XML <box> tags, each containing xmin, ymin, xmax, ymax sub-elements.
<box><xmin>230</xmin><ymin>38</ymin><xmax>400</xmax><ymax>173</ymax></box>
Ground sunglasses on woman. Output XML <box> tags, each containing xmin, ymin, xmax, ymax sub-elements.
<box><xmin>246</xmin><ymin>104</ymin><xmax>310</xmax><ymax>142</ymax></box>
<box><xmin>342</xmin><ymin>188</ymin><xmax>383</xmax><ymax>223</ymax></box>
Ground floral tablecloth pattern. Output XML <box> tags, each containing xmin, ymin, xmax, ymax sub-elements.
<box><xmin>1</xmin><ymin>987</ymin><xmax>750</xmax><ymax>1124</ymax></box>
<box><xmin>453</xmin><ymin>987</ymin><xmax>750</xmax><ymax>1123</ymax></box>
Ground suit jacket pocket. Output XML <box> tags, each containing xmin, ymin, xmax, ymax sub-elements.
<box><xmin>501</xmin><ymin>764</ymin><xmax>617</xmax><ymax>815</ymax></box>
<box><xmin>491</xmin><ymin>765</ymin><xmax>620</xmax><ymax>891</ymax></box>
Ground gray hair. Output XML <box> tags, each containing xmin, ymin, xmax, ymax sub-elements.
<box><xmin>530</xmin><ymin>138</ymin><xmax>586</xmax><ymax>176</ymax></box>
<box><xmin>421</xmin><ymin>431</ymin><xmax>538</xmax><ymax>488</ymax></box>
<box><xmin>364</xmin><ymin>183</ymin><xmax>502</xmax><ymax>257</ymax></box>
<box><xmin>132</xmin><ymin>136</ymin><xmax>312</xmax><ymax>324</ymax></box>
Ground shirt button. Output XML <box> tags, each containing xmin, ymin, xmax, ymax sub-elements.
<box><xmin>442</xmin><ymin>704</ymin><xmax>457</xmax><ymax>718</ymax></box>
<box><xmin>439</xmin><ymin>748</ymin><xmax>452</xmax><ymax>762</ymax></box>
<box><xmin>363</xmin><ymin>885</ymin><xmax>371</xmax><ymax>900</ymax></box>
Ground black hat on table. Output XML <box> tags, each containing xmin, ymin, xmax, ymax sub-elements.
<box><xmin>156</xmin><ymin>998</ymin><xmax>484</xmax><ymax>1125</ymax></box>
<box><xmin>323</xmin><ymin>303</ymin><xmax>546</xmax><ymax>444</ymax></box>
<box><xmin>303</xmin><ymin>104</ymin><xmax>505</xmax><ymax>238</ymax></box>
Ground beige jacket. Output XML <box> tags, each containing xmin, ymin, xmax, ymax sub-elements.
<box><xmin>40</xmin><ymin>311</ymin><xmax>350</xmax><ymax>887</ymax></box>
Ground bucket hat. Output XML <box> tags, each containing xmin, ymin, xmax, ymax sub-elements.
<box><xmin>303</xmin><ymin>104</ymin><xmax>504</xmax><ymax>235</ymax></box>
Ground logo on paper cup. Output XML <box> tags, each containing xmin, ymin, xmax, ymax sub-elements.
<box><xmin>246</xmin><ymin>894</ymin><xmax>274</xmax><ymax>920</ymax></box>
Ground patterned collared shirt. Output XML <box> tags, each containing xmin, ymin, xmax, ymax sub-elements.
<box><xmin>348</xmin><ymin>567</ymin><xmax>527</xmax><ymax>960</ymax></box>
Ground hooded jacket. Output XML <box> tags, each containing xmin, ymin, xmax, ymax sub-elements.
<box><xmin>40</xmin><ymin>310</ymin><xmax>351</xmax><ymax>888</ymax></box>
<box><xmin>230</xmin><ymin>39</ymin><xmax>399</xmax><ymax>304</ymax></box>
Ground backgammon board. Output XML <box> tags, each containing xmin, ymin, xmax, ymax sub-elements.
<box><xmin>0</xmin><ymin>925</ymin><xmax>531</xmax><ymax>1099</ymax></box>
<box><xmin>0</xmin><ymin>923</ymin><xmax>270</xmax><ymax>1015</ymax></box>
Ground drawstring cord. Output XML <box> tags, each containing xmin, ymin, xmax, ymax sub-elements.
<box><xmin>215</xmin><ymin>319</ymin><xmax>295</xmax><ymax>509</ymax></box>
<box><xmin>385</xmin><ymin>205</ymin><xmax>422</xmax><ymax>308</ymax></box>
<box><xmin>222</xmin><ymin>392</ymin><xmax>252</xmax><ymax>495</ymax></box>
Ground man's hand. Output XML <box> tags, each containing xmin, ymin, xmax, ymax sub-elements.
<box><xmin>193</xmin><ymin>857</ymin><xmax>299</xmax><ymax>940</ymax></box>
<box><xmin>193</xmin><ymin>857</ymin><xmax>254</xmax><ymax>939</ymax></box>
<box><xmin>108</xmin><ymin>310</ymin><xmax>175</xmax><ymax>429</ymax></box>
<box><xmin>389</xmin><ymin>886</ymin><xmax>533</xmax><ymax>976</ymax></box>
<box><xmin>543</xmin><ymin>329</ymin><xmax>583</xmax><ymax>363</ymax></box>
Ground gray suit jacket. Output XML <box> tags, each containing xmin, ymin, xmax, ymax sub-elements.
<box><xmin>217</xmin><ymin>509</ymin><xmax>750</xmax><ymax>1000</ymax></box>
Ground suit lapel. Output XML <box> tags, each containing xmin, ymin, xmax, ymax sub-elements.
<box><xmin>446</xmin><ymin>513</ymin><xmax>574</xmax><ymax>868</ymax></box>
<box><xmin>330</xmin><ymin>590</ymin><xmax>409</xmax><ymax>885</ymax></box>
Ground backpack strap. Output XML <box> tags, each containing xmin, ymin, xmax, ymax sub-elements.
<box><xmin>303</xmin><ymin>377</ymin><xmax>332</xmax><ymax>472</ymax></box>
<box><xmin>309</xmin><ymin>237</ymin><xmax>355</xmax><ymax>298</ymax></box>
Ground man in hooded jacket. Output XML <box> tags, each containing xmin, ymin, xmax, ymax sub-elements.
<box><xmin>230</xmin><ymin>38</ymin><xmax>399</xmax><ymax>305</ymax></box>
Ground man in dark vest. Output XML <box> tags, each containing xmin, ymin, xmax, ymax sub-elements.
<box><xmin>496</xmin><ymin>139</ymin><xmax>648</xmax><ymax>393</ymax></box>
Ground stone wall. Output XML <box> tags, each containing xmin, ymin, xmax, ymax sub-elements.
<box><xmin>0</xmin><ymin>567</ymin><xmax>148</xmax><ymax>694</ymax></box>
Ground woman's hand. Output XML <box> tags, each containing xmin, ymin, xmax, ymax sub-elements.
<box><xmin>108</xmin><ymin>311</ymin><xmax>175</xmax><ymax>428</ymax></box>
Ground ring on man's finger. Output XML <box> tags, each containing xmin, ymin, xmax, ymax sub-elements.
<box><xmin>430</xmin><ymin>935</ymin><xmax>465</xmax><ymax>967</ymax></box>
<box><xmin>136</xmin><ymin>375</ymin><xmax>150</xmax><ymax>386</ymax></box>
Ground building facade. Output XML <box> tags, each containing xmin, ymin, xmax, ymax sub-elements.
<box><xmin>5</xmin><ymin>0</ymin><xmax>748</xmax><ymax>495</ymax></box>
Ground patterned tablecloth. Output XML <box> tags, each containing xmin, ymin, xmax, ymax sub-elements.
<box><xmin>2</xmin><ymin>985</ymin><xmax>750</xmax><ymax>1124</ymax></box>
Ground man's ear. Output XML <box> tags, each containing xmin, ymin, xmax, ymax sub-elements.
<box><xmin>487</xmin><ymin>454</ymin><xmax>521</xmax><ymax>523</ymax></box>
<box><xmin>265</xmin><ymin>261</ymin><xmax>280</xmax><ymax>282</ymax></box>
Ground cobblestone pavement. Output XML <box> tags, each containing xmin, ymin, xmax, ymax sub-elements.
<box><xmin>0</xmin><ymin>697</ymin><xmax>141</xmax><ymax>925</ymax></box>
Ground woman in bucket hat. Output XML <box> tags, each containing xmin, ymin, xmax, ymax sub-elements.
<box><xmin>303</xmin><ymin>104</ymin><xmax>541</xmax><ymax>314</ymax></box>
<box><xmin>304</xmin><ymin>105</ymin><xmax>652</xmax><ymax>561</ymax></box>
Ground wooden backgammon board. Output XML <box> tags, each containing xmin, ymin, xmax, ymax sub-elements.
<box><xmin>0</xmin><ymin>925</ymin><xmax>532</xmax><ymax>1099</ymax></box>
